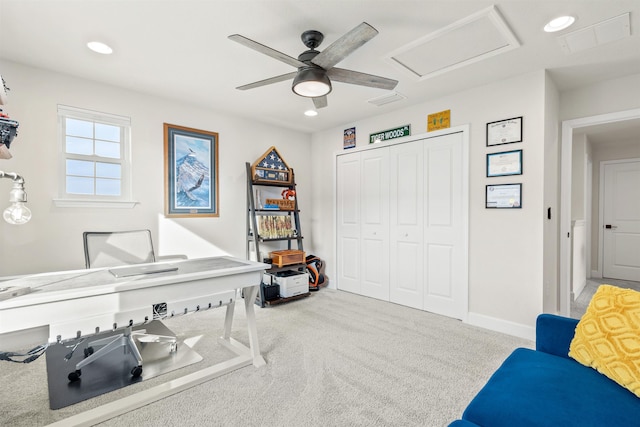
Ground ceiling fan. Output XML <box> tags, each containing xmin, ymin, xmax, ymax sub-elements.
<box><xmin>228</xmin><ymin>22</ymin><xmax>398</xmax><ymax>109</ymax></box>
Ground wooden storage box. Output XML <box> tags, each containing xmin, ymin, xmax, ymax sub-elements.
<box><xmin>270</xmin><ymin>249</ymin><xmax>305</xmax><ymax>267</ymax></box>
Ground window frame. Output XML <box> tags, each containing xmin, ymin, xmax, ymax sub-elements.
<box><xmin>55</xmin><ymin>105</ymin><xmax>136</xmax><ymax>208</ymax></box>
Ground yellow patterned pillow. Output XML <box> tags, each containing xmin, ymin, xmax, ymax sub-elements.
<box><xmin>569</xmin><ymin>284</ymin><xmax>640</xmax><ymax>397</ymax></box>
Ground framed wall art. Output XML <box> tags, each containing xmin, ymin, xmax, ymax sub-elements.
<box><xmin>486</xmin><ymin>183</ymin><xmax>522</xmax><ymax>209</ymax></box>
<box><xmin>164</xmin><ymin>123</ymin><xmax>219</xmax><ymax>217</ymax></box>
<box><xmin>487</xmin><ymin>149</ymin><xmax>523</xmax><ymax>177</ymax></box>
<box><xmin>486</xmin><ymin>116</ymin><xmax>523</xmax><ymax>146</ymax></box>
<box><xmin>343</xmin><ymin>127</ymin><xmax>356</xmax><ymax>149</ymax></box>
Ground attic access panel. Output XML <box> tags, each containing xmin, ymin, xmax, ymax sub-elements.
<box><xmin>251</xmin><ymin>146</ymin><xmax>293</xmax><ymax>184</ymax></box>
<box><xmin>387</xmin><ymin>6</ymin><xmax>520</xmax><ymax>80</ymax></box>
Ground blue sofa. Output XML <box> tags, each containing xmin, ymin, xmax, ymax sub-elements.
<box><xmin>449</xmin><ymin>314</ymin><xmax>640</xmax><ymax>427</ymax></box>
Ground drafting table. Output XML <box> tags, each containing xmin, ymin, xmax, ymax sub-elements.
<box><xmin>0</xmin><ymin>256</ymin><xmax>269</xmax><ymax>426</ymax></box>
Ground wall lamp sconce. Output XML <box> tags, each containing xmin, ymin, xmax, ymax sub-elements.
<box><xmin>0</xmin><ymin>171</ymin><xmax>31</xmax><ymax>225</ymax></box>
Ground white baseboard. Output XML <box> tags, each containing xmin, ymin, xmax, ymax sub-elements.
<box><xmin>466</xmin><ymin>312</ymin><xmax>535</xmax><ymax>342</ymax></box>
<box><xmin>591</xmin><ymin>270</ymin><xmax>601</xmax><ymax>279</ymax></box>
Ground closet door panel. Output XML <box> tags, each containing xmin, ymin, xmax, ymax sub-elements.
<box><xmin>390</xmin><ymin>142</ymin><xmax>424</xmax><ymax>308</ymax></box>
<box><xmin>360</xmin><ymin>148</ymin><xmax>390</xmax><ymax>300</ymax></box>
<box><xmin>336</xmin><ymin>153</ymin><xmax>361</xmax><ymax>293</ymax></box>
<box><xmin>423</xmin><ymin>132</ymin><xmax>466</xmax><ymax>319</ymax></box>
<box><xmin>426</xmin><ymin>244</ymin><xmax>453</xmax><ymax>297</ymax></box>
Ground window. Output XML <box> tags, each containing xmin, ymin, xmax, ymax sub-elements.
<box><xmin>56</xmin><ymin>105</ymin><xmax>134</xmax><ymax>207</ymax></box>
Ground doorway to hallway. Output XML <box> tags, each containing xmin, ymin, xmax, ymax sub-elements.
<box><xmin>601</xmin><ymin>159</ymin><xmax>640</xmax><ymax>281</ymax></box>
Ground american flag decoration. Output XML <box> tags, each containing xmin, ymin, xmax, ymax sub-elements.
<box><xmin>251</xmin><ymin>146</ymin><xmax>292</xmax><ymax>184</ymax></box>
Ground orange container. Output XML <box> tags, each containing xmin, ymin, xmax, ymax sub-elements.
<box><xmin>270</xmin><ymin>249</ymin><xmax>305</xmax><ymax>267</ymax></box>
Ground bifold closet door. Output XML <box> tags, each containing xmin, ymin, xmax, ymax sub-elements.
<box><xmin>389</xmin><ymin>141</ymin><xmax>424</xmax><ymax>309</ymax></box>
<box><xmin>423</xmin><ymin>132</ymin><xmax>466</xmax><ymax>320</ymax></box>
<box><xmin>336</xmin><ymin>153</ymin><xmax>361</xmax><ymax>294</ymax></box>
<box><xmin>360</xmin><ymin>148</ymin><xmax>390</xmax><ymax>300</ymax></box>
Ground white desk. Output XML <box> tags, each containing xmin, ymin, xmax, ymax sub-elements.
<box><xmin>0</xmin><ymin>256</ymin><xmax>269</xmax><ymax>426</ymax></box>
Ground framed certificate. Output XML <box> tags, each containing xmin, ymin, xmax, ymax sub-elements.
<box><xmin>487</xmin><ymin>149</ymin><xmax>523</xmax><ymax>177</ymax></box>
<box><xmin>486</xmin><ymin>116</ymin><xmax>522</xmax><ymax>146</ymax></box>
<box><xmin>486</xmin><ymin>183</ymin><xmax>522</xmax><ymax>209</ymax></box>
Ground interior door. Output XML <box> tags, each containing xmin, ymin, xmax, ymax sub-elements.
<box><xmin>360</xmin><ymin>148</ymin><xmax>390</xmax><ymax>300</ymax></box>
<box><xmin>602</xmin><ymin>160</ymin><xmax>640</xmax><ymax>281</ymax></box>
<box><xmin>389</xmin><ymin>141</ymin><xmax>424</xmax><ymax>309</ymax></box>
<box><xmin>336</xmin><ymin>153</ymin><xmax>361</xmax><ymax>293</ymax></box>
<box><xmin>423</xmin><ymin>132</ymin><xmax>467</xmax><ymax>319</ymax></box>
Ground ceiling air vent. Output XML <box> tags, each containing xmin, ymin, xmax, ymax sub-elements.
<box><xmin>557</xmin><ymin>13</ymin><xmax>630</xmax><ymax>54</ymax></box>
<box><xmin>386</xmin><ymin>6</ymin><xmax>520</xmax><ymax>81</ymax></box>
<box><xmin>368</xmin><ymin>92</ymin><xmax>406</xmax><ymax>106</ymax></box>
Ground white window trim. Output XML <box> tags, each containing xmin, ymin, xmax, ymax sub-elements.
<box><xmin>55</xmin><ymin>105</ymin><xmax>138</xmax><ymax>208</ymax></box>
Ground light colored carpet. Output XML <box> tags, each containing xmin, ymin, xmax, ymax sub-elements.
<box><xmin>571</xmin><ymin>278</ymin><xmax>640</xmax><ymax>319</ymax></box>
<box><xmin>1</xmin><ymin>289</ymin><xmax>532</xmax><ymax>427</ymax></box>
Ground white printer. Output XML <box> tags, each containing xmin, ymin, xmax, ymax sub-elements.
<box><xmin>266</xmin><ymin>270</ymin><xmax>309</xmax><ymax>298</ymax></box>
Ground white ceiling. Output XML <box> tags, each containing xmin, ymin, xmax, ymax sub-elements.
<box><xmin>1</xmin><ymin>0</ymin><xmax>639</xmax><ymax>138</ymax></box>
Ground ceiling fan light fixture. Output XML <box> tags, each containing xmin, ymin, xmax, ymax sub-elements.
<box><xmin>292</xmin><ymin>67</ymin><xmax>332</xmax><ymax>98</ymax></box>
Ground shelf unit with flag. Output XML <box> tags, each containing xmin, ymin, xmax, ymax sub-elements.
<box><xmin>245</xmin><ymin>147</ymin><xmax>308</xmax><ymax>307</ymax></box>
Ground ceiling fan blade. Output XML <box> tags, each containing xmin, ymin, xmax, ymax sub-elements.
<box><xmin>228</xmin><ymin>34</ymin><xmax>306</xmax><ymax>68</ymax></box>
<box><xmin>236</xmin><ymin>72</ymin><xmax>297</xmax><ymax>90</ymax></box>
<box><xmin>327</xmin><ymin>68</ymin><xmax>398</xmax><ymax>90</ymax></box>
<box><xmin>313</xmin><ymin>96</ymin><xmax>328</xmax><ymax>109</ymax></box>
<box><xmin>311</xmin><ymin>22</ymin><xmax>379</xmax><ymax>70</ymax></box>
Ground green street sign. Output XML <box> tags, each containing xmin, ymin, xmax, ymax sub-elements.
<box><xmin>369</xmin><ymin>125</ymin><xmax>411</xmax><ymax>143</ymax></box>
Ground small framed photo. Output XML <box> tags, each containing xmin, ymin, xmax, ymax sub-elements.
<box><xmin>164</xmin><ymin>123</ymin><xmax>219</xmax><ymax>217</ymax></box>
<box><xmin>487</xmin><ymin>149</ymin><xmax>523</xmax><ymax>177</ymax></box>
<box><xmin>344</xmin><ymin>127</ymin><xmax>356</xmax><ymax>149</ymax></box>
<box><xmin>486</xmin><ymin>116</ymin><xmax>522</xmax><ymax>146</ymax></box>
<box><xmin>486</xmin><ymin>183</ymin><xmax>522</xmax><ymax>209</ymax></box>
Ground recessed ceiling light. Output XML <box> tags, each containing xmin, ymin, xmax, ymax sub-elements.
<box><xmin>544</xmin><ymin>16</ymin><xmax>576</xmax><ymax>33</ymax></box>
<box><xmin>87</xmin><ymin>41</ymin><xmax>113</xmax><ymax>55</ymax></box>
<box><xmin>304</xmin><ymin>110</ymin><xmax>318</xmax><ymax>117</ymax></box>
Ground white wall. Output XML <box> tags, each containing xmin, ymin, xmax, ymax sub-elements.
<box><xmin>571</xmin><ymin>133</ymin><xmax>587</xmax><ymax>220</ymax></box>
<box><xmin>560</xmin><ymin>73</ymin><xmax>640</xmax><ymax>121</ymax></box>
<box><xmin>0</xmin><ymin>60</ymin><xmax>311</xmax><ymax>276</ymax></box>
<box><xmin>572</xmin><ymin>219</ymin><xmax>587</xmax><ymax>299</ymax></box>
<box><xmin>311</xmin><ymin>71</ymin><xmax>549</xmax><ymax>338</ymax></box>
<box><xmin>542</xmin><ymin>72</ymin><xmax>560</xmax><ymax>314</ymax></box>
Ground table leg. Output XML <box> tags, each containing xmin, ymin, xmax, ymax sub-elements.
<box><xmin>222</xmin><ymin>291</ymin><xmax>236</xmax><ymax>341</ymax></box>
<box><xmin>243</xmin><ymin>285</ymin><xmax>266</xmax><ymax>367</ymax></box>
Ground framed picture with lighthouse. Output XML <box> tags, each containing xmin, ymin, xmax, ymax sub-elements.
<box><xmin>164</xmin><ymin>123</ymin><xmax>219</xmax><ymax>217</ymax></box>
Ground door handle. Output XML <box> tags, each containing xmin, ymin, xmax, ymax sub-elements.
<box><xmin>605</xmin><ymin>224</ymin><xmax>618</xmax><ymax>229</ymax></box>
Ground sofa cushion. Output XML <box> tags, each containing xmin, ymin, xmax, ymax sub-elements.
<box><xmin>569</xmin><ymin>284</ymin><xmax>640</xmax><ymax>397</ymax></box>
<box><xmin>462</xmin><ymin>348</ymin><xmax>640</xmax><ymax>427</ymax></box>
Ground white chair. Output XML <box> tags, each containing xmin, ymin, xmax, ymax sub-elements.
<box><xmin>83</xmin><ymin>229</ymin><xmax>157</xmax><ymax>268</ymax></box>
<box><xmin>67</xmin><ymin>230</ymin><xmax>180</xmax><ymax>382</ymax></box>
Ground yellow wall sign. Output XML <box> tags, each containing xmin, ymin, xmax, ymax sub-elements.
<box><xmin>427</xmin><ymin>109</ymin><xmax>450</xmax><ymax>132</ymax></box>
